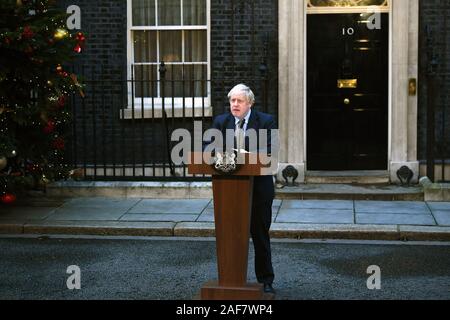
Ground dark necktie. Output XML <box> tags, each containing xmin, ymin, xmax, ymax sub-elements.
<box><xmin>236</xmin><ymin>119</ymin><xmax>246</xmax><ymax>151</ymax></box>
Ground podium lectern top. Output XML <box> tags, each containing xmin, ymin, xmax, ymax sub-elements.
<box><xmin>188</xmin><ymin>152</ymin><xmax>272</xmax><ymax>176</ymax></box>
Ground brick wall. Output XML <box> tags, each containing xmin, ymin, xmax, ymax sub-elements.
<box><xmin>56</xmin><ymin>1</ymin><xmax>448</xmax><ymax>174</ymax></box>
<box><xmin>418</xmin><ymin>0</ymin><xmax>450</xmax><ymax>161</ymax></box>
<box><xmin>56</xmin><ymin>0</ymin><xmax>278</xmax><ymax>174</ymax></box>
<box><xmin>210</xmin><ymin>0</ymin><xmax>278</xmax><ymax>119</ymax></box>
<box><xmin>58</xmin><ymin>0</ymin><xmax>127</xmax><ymax>73</ymax></box>
<box><xmin>57</xmin><ymin>0</ymin><xmax>206</xmax><ymax>168</ymax></box>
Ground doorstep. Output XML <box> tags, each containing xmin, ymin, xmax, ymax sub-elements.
<box><xmin>46</xmin><ymin>181</ymin><xmax>424</xmax><ymax>201</ymax></box>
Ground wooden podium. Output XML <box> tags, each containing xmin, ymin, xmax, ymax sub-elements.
<box><xmin>188</xmin><ymin>152</ymin><xmax>271</xmax><ymax>300</ymax></box>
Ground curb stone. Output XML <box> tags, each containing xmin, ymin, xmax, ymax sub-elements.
<box><xmin>1</xmin><ymin>221</ymin><xmax>450</xmax><ymax>241</ymax></box>
<box><xmin>22</xmin><ymin>221</ymin><xmax>175</xmax><ymax>237</ymax></box>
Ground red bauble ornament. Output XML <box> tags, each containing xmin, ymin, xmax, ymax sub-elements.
<box><xmin>53</xmin><ymin>137</ymin><xmax>65</xmax><ymax>150</ymax></box>
<box><xmin>26</xmin><ymin>164</ymin><xmax>41</xmax><ymax>174</ymax></box>
<box><xmin>1</xmin><ymin>193</ymin><xmax>17</xmax><ymax>204</ymax></box>
<box><xmin>43</xmin><ymin>120</ymin><xmax>55</xmax><ymax>134</ymax></box>
<box><xmin>22</xmin><ymin>26</ymin><xmax>34</xmax><ymax>39</ymax></box>
<box><xmin>57</xmin><ymin>96</ymin><xmax>66</xmax><ymax>108</ymax></box>
<box><xmin>74</xmin><ymin>43</ymin><xmax>82</xmax><ymax>53</ymax></box>
<box><xmin>76</xmin><ymin>32</ymin><xmax>86</xmax><ymax>42</ymax></box>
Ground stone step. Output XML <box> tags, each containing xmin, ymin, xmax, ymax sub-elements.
<box><xmin>46</xmin><ymin>181</ymin><xmax>424</xmax><ymax>201</ymax></box>
<box><xmin>305</xmin><ymin>171</ymin><xmax>390</xmax><ymax>184</ymax></box>
<box><xmin>47</xmin><ymin>181</ymin><xmax>213</xmax><ymax>199</ymax></box>
<box><xmin>275</xmin><ymin>184</ymin><xmax>424</xmax><ymax>201</ymax></box>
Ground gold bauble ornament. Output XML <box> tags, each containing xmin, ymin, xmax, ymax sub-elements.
<box><xmin>39</xmin><ymin>175</ymin><xmax>50</xmax><ymax>187</ymax></box>
<box><xmin>0</xmin><ymin>157</ymin><xmax>7</xmax><ymax>171</ymax></box>
<box><xmin>54</xmin><ymin>29</ymin><xmax>69</xmax><ymax>40</ymax></box>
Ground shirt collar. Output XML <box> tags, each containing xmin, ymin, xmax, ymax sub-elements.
<box><xmin>234</xmin><ymin>109</ymin><xmax>252</xmax><ymax>126</ymax></box>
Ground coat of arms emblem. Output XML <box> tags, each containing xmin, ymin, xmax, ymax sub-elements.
<box><xmin>214</xmin><ymin>151</ymin><xmax>237</xmax><ymax>174</ymax></box>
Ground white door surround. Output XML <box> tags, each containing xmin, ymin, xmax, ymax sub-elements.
<box><xmin>277</xmin><ymin>0</ymin><xmax>419</xmax><ymax>184</ymax></box>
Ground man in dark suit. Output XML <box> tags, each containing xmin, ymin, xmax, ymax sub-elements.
<box><xmin>209</xmin><ymin>84</ymin><xmax>277</xmax><ymax>294</ymax></box>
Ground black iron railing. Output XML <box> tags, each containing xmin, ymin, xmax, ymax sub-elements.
<box><xmin>67</xmin><ymin>64</ymin><xmax>270</xmax><ymax>181</ymax></box>
<box><xmin>424</xmin><ymin>23</ymin><xmax>450</xmax><ymax>183</ymax></box>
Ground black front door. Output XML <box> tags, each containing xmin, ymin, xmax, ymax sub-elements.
<box><xmin>307</xmin><ymin>13</ymin><xmax>389</xmax><ymax>171</ymax></box>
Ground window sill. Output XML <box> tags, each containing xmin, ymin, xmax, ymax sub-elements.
<box><xmin>119</xmin><ymin>105</ymin><xmax>213</xmax><ymax>119</ymax></box>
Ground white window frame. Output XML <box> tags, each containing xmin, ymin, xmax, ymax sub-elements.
<box><xmin>125</xmin><ymin>0</ymin><xmax>211</xmax><ymax>119</ymax></box>
<box><xmin>306</xmin><ymin>0</ymin><xmax>389</xmax><ymax>14</ymax></box>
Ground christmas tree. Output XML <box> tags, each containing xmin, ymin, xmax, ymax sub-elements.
<box><xmin>0</xmin><ymin>0</ymin><xmax>85</xmax><ymax>204</ymax></box>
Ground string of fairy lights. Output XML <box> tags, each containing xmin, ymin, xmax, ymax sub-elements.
<box><xmin>0</xmin><ymin>0</ymin><xmax>85</xmax><ymax>203</ymax></box>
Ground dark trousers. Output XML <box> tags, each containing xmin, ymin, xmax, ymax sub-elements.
<box><xmin>250</xmin><ymin>176</ymin><xmax>275</xmax><ymax>285</ymax></box>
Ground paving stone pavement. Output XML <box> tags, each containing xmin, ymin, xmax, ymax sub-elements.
<box><xmin>0</xmin><ymin>198</ymin><xmax>450</xmax><ymax>240</ymax></box>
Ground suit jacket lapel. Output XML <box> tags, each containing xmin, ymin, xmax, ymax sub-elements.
<box><xmin>225</xmin><ymin>113</ymin><xmax>235</xmax><ymax>131</ymax></box>
<box><xmin>245</xmin><ymin>110</ymin><xmax>260</xmax><ymax>151</ymax></box>
<box><xmin>246</xmin><ymin>110</ymin><xmax>259</xmax><ymax>131</ymax></box>
<box><xmin>221</xmin><ymin>113</ymin><xmax>235</xmax><ymax>151</ymax></box>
